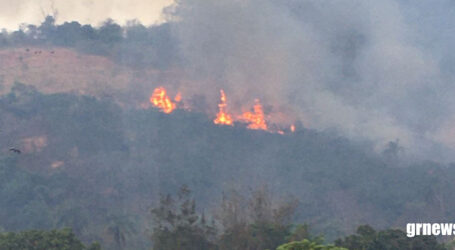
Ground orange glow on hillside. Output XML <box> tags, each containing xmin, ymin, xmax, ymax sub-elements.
<box><xmin>290</xmin><ymin>124</ymin><xmax>296</xmax><ymax>132</ymax></box>
<box><xmin>174</xmin><ymin>92</ymin><xmax>182</xmax><ymax>102</ymax></box>
<box><xmin>240</xmin><ymin>99</ymin><xmax>268</xmax><ymax>130</ymax></box>
<box><xmin>147</xmin><ymin>87</ymin><xmax>298</xmax><ymax>134</ymax></box>
<box><xmin>213</xmin><ymin>90</ymin><xmax>233</xmax><ymax>126</ymax></box>
<box><xmin>150</xmin><ymin>87</ymin><xmax>176</xmax><ymax>114</ymax></box>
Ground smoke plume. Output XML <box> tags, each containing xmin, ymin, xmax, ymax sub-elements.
<box><xmin>166</xmin><ymin>0</ymin><xmax>455</xmax><ymax>160</ymax></box>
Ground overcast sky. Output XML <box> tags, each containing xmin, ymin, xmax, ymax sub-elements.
<box><xmin>0</xmin><ymin>0</ymin><xmax>173</xmax><ymax>30</ymax></box>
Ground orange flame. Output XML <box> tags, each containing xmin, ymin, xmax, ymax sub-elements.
<box><xmin>150</xmin><ymin>87</ymin><xmax>176</xmax><ymax>114</ymax></box>
<box><xmin>214</xmin><ymin>90</ymin><xmax>233</xmax><ymax>126</ymax></box>
<box><xmin>174</xmin><ymin>92</ymin><xmax>182</xmax><ymax>102</ymax></box>
<box><xmin>148</xmin><ymin>87</ymin><xmax>297</xmax><ymax>134</ymax></box>
<box><xmin>240</xmin><ymin>99</ymin><xmax>268</xmax><ymax>130</ymax></box>
<box><xmin>290</xmin><ymin>124</ymin><xmax>296</xmax><ymax>133</ymax></box>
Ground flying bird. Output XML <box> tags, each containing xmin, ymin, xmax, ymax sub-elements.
<box><xmin>9</xmin><ymin>148</ymin><xmax>21</xmax><ymax>154</ymax></box>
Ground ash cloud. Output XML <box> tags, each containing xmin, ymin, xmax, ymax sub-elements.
<box><xmin>165</xmin><ymin>0</ymin><xmax>455</xmax><ymax>160</ymax></box>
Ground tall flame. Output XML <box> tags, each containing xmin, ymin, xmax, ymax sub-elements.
<box><xmin>214</xmin><ymin>90</ymin><xmax>233</xmax><ymax>126</ymax></box>
<box><xmin>150</xmin><ymin>87</ymin><xmax>176</xmax><ymax>114</ymax></box>
<box><xmin>240</xmin><ymin>99</ymin><xmax>268</xmax><ymax>130</ymax></box>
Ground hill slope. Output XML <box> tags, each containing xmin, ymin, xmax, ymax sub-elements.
<box><xmin>0</xmin><ymin>85</ymin><xmax>454</xmax><ymax>249</ymax></box>
<box><xmin>0</xmin><ymin>47</ymin><xmax>183</xmax><ymax>105</ymax></box>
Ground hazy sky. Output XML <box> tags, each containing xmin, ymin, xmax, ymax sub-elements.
<box><xmin>0</xmin><ymin>0</ymin><xmax>173</xmax><ymax>29</ymax></box>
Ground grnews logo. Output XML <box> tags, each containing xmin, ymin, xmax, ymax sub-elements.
<box><xmin>407</xmin><ymin>223</ymin><xmax>455</xmax><ymax>237</ymax></box>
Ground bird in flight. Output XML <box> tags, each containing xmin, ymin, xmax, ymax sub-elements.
<box><xmin>9</xmin><ymin>148</ymin><xmax>21</xmax><ymax>154</ymax></box>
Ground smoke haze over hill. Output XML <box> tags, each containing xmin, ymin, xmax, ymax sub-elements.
<box><xmin>3</xmin><ymin>1</ymin><xmax>455</xmax><ymax>248</ymax></box>
<box><xmin>2</xmin><ymin>1</ymin><xmax>455</xmax><ymax>160</ymax></box>
<box><xmin>165</xmin><ymin>0</ymin><xmax>455</xmax><ymax>161</ymax></box>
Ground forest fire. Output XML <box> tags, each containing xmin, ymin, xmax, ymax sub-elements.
<box><xmin>149</xmin><ymin>87</ymin><xmax>295</xmax><ymax>134</ymax></box>
<box><xmin>239</xmin><ymin>99</ymin><xmax>268</xmax><ymax>130</ymax></box>
<box><xmin>213</xmin><ymin>90</ymin><xmax>233</xmax><ymax>126</ymax></box>
<box><xmin>150</xmin><ymin>87</ymin><xmax>177</xmax><ymax>114</ymax></box>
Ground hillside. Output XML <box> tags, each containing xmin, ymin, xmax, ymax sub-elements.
<box><xmin>0</xmin><ymin>12</ymin><xmax>454</xmax><ymax>249</ymax></box>
<box><xmin>0</xmin><ymin>47</ymin><xmax>183</xmax><ymax>106</ymax></box>
<box><xmin>0</xmin><ymin>84</ymin><xmax>454</xmax><ymax>249</ymax></box>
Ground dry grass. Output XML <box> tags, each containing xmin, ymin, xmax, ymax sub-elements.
<box><xmin>0</xmin><ymin>46</ymin><xmax>172</xmax><ymax>97</ymax></box>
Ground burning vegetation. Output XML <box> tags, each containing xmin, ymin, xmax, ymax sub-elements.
<box><xmin>149</xmin><ymin>87</ymin><xmax>181</xmax><ymax>114</ymax></box>
<box><xmin>239</xmin><ymin>99</ymin><xmax>268</xmax><ymax>130</ymax></box>
<box><xmin>150</xmin><ymin>87</ymin><xmax>175</xmax><ymax>114</ymax></box>
<box><xmin>214</xmin><ymin>90</ymin><xmax>234</xmax><ymax>126</ymax></box>
<box><xmin>149</xmin><ymin>86</ymin><xmax>295</xmax><ymax>134</ymax></box>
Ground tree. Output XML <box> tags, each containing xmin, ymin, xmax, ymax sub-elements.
<box><xmin>103</xmin><ymin>215</ymin><xmax>137</xmax><ymax>250</ymax></box>
<box><xmin>0</xmin><ymin>228</ymin><xmax>100</xmax><ymax>250</ymax></box>
<box><xmin>151</xmin><ymin>185</ymin><xmax>217</xmax><ymax>250</ymax></box>
<box><xmin>382</xmin><ymin>139</ymin><xmax>403</xmax><ymax>164</ymax></box>
<box><xmin>287</xmin><ymin>224</ymin><xmax>312</xmax><ymax>242</ymax></box>
<box><xmin>55</xmin><ymin>21</ymin><xmax>83</xmax><ymax>46</ymax></box>
<box><xmin>335</xmin><ymin>225</ymin><xmax>445</xmax><ymax>250</ymax></box>
<box><xmin>217</xmin><ymin>187</ymin><xmax>298</xmax><ymax>250</ymax></box>
<box><xmin>98</xmin><ymin>19</ymin><xmax>123</xmax><ymax>44</ymax></box>
<box><xmin>38</xmin><ymin>15</ymin><xmax>57</xmax><ymax>41</ymax></box>
<box><xmin>277</xmin><ymin>239</ymin><xmax>347</xmax><ymax>250</ymax></box>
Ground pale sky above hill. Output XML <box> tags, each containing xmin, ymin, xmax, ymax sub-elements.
<box><xmin>0</xmin><ymin>0</ymin><xmax>173</xmax><ymax>30</ymax></box>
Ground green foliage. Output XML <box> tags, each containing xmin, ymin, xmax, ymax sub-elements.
<box><xmin>98</xmin><ymin>19</ymin><xmax>123</xmax><ymax>45</ymax></box>
<box><xmin>277</xmin><ymin>239</ymin><xmax>347</xmax><ymax>250</ymax></box>
<box><xmin>287</xmin><ymin>224</ymin><xmax>313</xmax><ymax>242</ymax></box>
<box><xmin>445</xmin><ymin>237</ymin><xmax>455</xmax><ymax>250</ymax></box>
<box><xmin>0</xmin><ymin>155</ymin><xmax>54</xmax><ymax>230</ymax></box>
<box><xmin>0</xmin><ymin>228</ymin><xmax>100</xmax><ymax>250</ymax></box>
<box><xmin>335</xmin><ymin>225</ymin><xmax>445</xmax><ymax>250</ymax></box>
<box><xmin>211</xmin><ymin>187</ymin><xmax>299</xmax><ymax>250</ymax></box>
<box><xmin>151</xmin><ymin>185</ymin><xmax>217</xmax><ymax>250</ymax></box>
<box><xmin>151</xmin><ymin>186</ymin><xmax>314</xmax><ymax>250</ymax></box>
